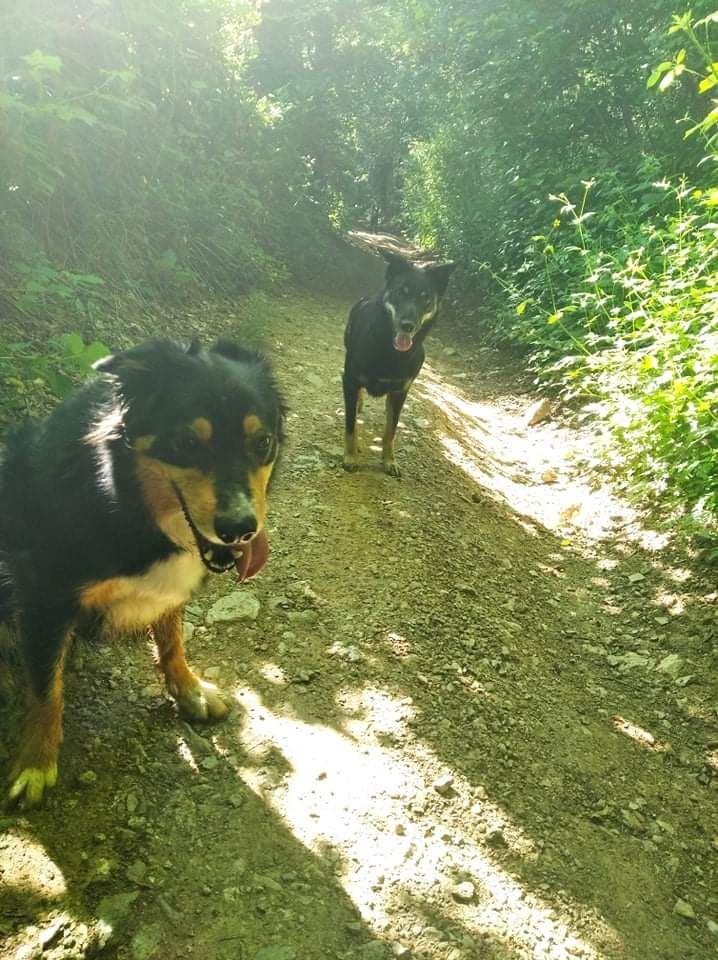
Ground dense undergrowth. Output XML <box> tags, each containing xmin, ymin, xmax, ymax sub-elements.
<box><xmin>1</xmin><ymin>1</ymin><xmax>716</xmax><ymax>532</ymax></box>
<box><xmin>472</xmin><ymin>15</ymin><xmax>718</xmax><ymax>530</ymax></box>
<box><xmin>397</xmin><ymin>6</ymin><xmax>718</xmax><ymax>533</ymax></box>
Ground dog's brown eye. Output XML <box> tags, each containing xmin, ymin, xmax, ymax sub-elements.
<box><xmin>254</xmin><ymin>434</ymin><xmax>273</xmax><ymax>460</ymax></box>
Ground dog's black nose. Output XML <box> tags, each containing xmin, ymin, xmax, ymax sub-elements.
<box><xmin>400</xmin><ymin>320</ymin><xmax>415</xmax><ymax>332</ymax></box>
<box><xmin>214</xmin><ymin>514</ymin><xmax>257</xmax><ymax>544</ymax></box>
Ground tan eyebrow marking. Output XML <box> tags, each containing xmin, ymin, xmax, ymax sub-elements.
<box><xmin>243</xmin><ymin>414</ymin><xmax>262</xmax><ymax>435</ymax></box>
<box><xmin>190</xmin><ymin>417</ymin><xmax>213</xmax><ymax>441</ymax></box>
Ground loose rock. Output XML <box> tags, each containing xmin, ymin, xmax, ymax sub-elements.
<box><xmin>432</xmin><ymin>774</ymin><xmax>455</xmax><ymax>796</ymax></box>
<box><xmin>673</xmin><ymin>898</ymin><xmax>696</xmax><ymax>921</ymax></box>
<box><xmin>207</xmin><ymin>592</ymin><xmax>260</xmax><ymax>624</ymax></box>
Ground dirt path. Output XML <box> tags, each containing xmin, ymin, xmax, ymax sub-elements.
<box><xmin>1</xmin><ymin>289</ymin><xmax>716</xmax><ymax>960</ymax></box>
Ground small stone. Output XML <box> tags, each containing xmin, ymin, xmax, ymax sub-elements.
<box><xmin>432</xmin><ymin>774</ymin><xmax>454</xmax><ymax>796</ymax></box>
<box><xmin>201</xmin><ymin>755</ymin><xmax>219</xmax><ymax>771</ymax></box>
<box><xmin>95</xmin><ymin>891</ymin><xmax>139</xmax><ymax>944</ymax></box>
<box><xmin>525</xmin><ymin>398</ymin><xmax>553</xmax><ymax>427</ymax></box>
<box><xmin>486</xmin><ymin>827</ymin><xmax>508</xmax><ymax>848</ymax></box>
<box><xmin>656</xmin><ymin>654</ymin><xmax>684</xmax><ymax>678</ymax></box>
<box><xmin>452</xmin><ymin>881</ymin><xmax>475</xmax><ymax>903</ymax></box>
<box><xmin>39</xmin><ymin>917</ymin><xmax>65</xmax><ymax>949</ymax></box>
<box><xmin>392</xmin><ymin>944</ymin><xmax>411</xmax><ymax>958</ymax></box>
<box><xmin>673</xmin><ymin>898</ymin><xmax>696</xmax><ymax>920</ymax></box>
<box><xmin>125</xmin><ymin>860</ymin><xmax>147</xmax><ymax>884</ymax></box>
<box><xmin>207</xmin><ymin>592</ymin><xmax>260</xmax><ymax>624</ymax></box>
<box><xmin>627</xmin><ymin>572</ymin><xmax>645</xmax><ymax>584</ymax></box>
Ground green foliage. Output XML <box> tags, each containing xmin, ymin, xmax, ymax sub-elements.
<box><xmin>0</xmin><ymin>0</ymin><xmax>347</xmax><ymax>321</ymax></box>
<box><xmin>14</xmin><ymin>259</ymin><xmax>106</xmax><ymax>322</ymax></box>
<box><xmin>2</xmin><ymin>0</ymin><xmax>717</xmax><ymax>529</ymax></box>
<box><xmin>0</xmin><ymin>333</ymin><xmax>110</xmax><ymax>432</ymax></box>
<box><xmin>477</xmin><ymin>10</ymin><xmax>718</xmax><ymax>526</ymax></box>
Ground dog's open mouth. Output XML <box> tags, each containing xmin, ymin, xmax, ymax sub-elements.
<box><xmin>173</xmin><ymin>485</ymin><xmax>269</xmax><ymax>582</ymax></box>
<box><xmin>393</xmin><ymin>333</ymin><xmax>413</xmax><ymax>352</ymax></box>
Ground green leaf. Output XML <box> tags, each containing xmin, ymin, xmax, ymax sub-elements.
<box><xmin>58</xmin><ymin>333</ymin><xmax>85</xmax><ymax>356</ymax></box>
<box><xmin>647</xmin><ymin>61</ymin><xmax>672</xmax><ymax>88</ymax></box>
<box><xmin>81</xmin><ymin>341</ymin><xmax>111</xmax><ymax>368</ymax></box>
<box><xmin>698</xmin><ymin>73</ymin><xmax>718</xmax><ymax>93</ymax></box>
<box><xmin>659</xmin><ymin>69</ymin><xmax>676</xmax><ymax>91</ymax></box>
<box><xmin>22</xmin><ymin>49</ymin><xmax>63</xmax><ymax>77</ymax></box>
<box><xmin>515</xmin><ymin>301</ymin><xmax>528</xmax><ymax>315</ymax></box>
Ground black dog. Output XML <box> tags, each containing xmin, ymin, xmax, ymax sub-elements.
<box><xmin>343</xmin><ymin>252</ymin><xmax>455</xmax><ymax>475</ymax></box>
<box><xmin>0</xmin><ymin>338</ymin><xmax>284</xmax><ymax>807</ymax></box>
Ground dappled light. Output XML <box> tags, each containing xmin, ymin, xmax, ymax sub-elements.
<box><xmin>1</xmin><ymin>2</ymin><xmax>717</xmax><ymax>959</ymax></box>
<box><xmin>0</xmin><ymin>830</ymin><xmax>67</xmax><ymax>900</ymax></box>
<box><xmin>233</xmin><ymin>684</ymin><xmax>617</xmax><ymax>960</ymax></box>
<box><xmin>611</xmin><ymin>715</ymin><xmax>670</xmax><ymax>753</ymax></box>
<box><xmin>419</xmin><ymin>366</ymin><xmax>644</xmax><ymax>546</ymax></box>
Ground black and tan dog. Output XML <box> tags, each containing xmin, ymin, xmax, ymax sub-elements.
<box><xmin>0</xmin><ymin>338</ymin><xmax>284</xmax><ymax>806</ymax></box>
<box><xmin>343</xmin><ymin>252</ymin><xmax>455</xmax><ymax>476</ymax></box>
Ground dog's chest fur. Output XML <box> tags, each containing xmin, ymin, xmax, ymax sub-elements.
<box><xmin>81</xmin><ymin>551</ymin><xmax>205</xmax><ymax>630</ymax></box>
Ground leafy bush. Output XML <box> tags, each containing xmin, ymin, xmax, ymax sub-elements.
<box><xmin>0</xmin><ymin>333</ymin><xmax>110</xmax><ymax>433</ymax></box>
<box><xmin>478</xmin><ymin>11</ymin><xmax>718</xmax><ymax>527</ymax></box>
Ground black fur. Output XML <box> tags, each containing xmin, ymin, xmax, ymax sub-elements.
<box><xmin>342</xmin><ymin>253</ymin><xmax>454</xmax><ymax>475</ymax></box>
<box><xmin>0</xmin><ymin>337</ymin><xmax>284</xmax><ymax>806</ymax></box>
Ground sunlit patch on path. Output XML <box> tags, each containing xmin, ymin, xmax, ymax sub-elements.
<box><xmin>233</xmin><ymin>683</ymin><xmax>619</xmax><ymax>959</ymax></box>
<box><xmin>418</xmin><ymin>365</ymin><xmax>667</xmax><ymax>551</ymax></box>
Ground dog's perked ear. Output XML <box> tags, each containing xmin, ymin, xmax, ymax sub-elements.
<box><xmin>423</xmin><ymin>261</ymin><xmax>456</xmax><ymax>299</ymax></box>
<box><xmin>210</xmin><ymin>339</ymin><xmax>260</xmax><ymax>364</ymax></box>
<box><xmin>93</xmin><ymin>339</ymin><xmax>193</xmax><ymax>436</ymax></box>
<box><xmin>381</xmin><ymin>250</ymin><xmax>411</xmax><ymax>282</ymax></box>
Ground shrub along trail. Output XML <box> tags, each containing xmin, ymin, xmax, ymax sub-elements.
<box><xmin>1</xmin><ymin>290</ymin><xmax>716</xmax><ymax>960</ymax></box>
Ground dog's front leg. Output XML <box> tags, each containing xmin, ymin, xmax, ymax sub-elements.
<box><xmin>343</xmin><ymin>372</ymin><xmax>361</xmax><ymax>471</ymax></box>
<box><xmin>154</xmin><ymin>605</ymin><xmax>229</xmax><ymax>722</ymax></box>
<box><xmin>383</xmin><ymin>390</ymin><xmax>408</xmax><ymax>477</ymax></box>
<box><xmin>9</xmin><ymin>611</ymin><xmax>73</xmax><ymax>808</ymax></box>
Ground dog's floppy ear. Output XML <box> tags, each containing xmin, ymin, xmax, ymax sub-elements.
<box><xmin>94</xmin><ymin>339</ymin><xmax>190</xmax><ymax>435</ymax></box>
<box><xmin>381</xmin><ymin>250</ymin><xmax>411</xmax><ymax>282</ymax></box>
<box><xmin>423</xmin><ymin>261</ymin><xmax>456</xmax><ymax>299</ymax></box>
<box><xmin>94</xmin><ymin>339</ymin><xmax>186</xmax><ymax>383</ymax></box>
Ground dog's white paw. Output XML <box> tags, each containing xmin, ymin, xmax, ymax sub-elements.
<box><xmin>8</xmin><ymin>764</ymin><xmax>58</xmax><ymax>808</ymax></box>
<box><xmin>175</xmin><ymin>679</ymin><xmax>230</xmax><ymax>722</ymax></box>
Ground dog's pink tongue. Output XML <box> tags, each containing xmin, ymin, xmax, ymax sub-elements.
<box><xmin>234</xmin><ymin>527</ymin><xmax>270</xmax><ymax>583</ymax></box>
<box><xmin>393</xmin><ymin>333</ymin><xmax>413</xmax><ymax>352</ymax></box>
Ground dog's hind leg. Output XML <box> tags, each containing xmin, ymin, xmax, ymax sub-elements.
<box><xmin>9</xmin><ymin>607</ymin><xmax>74</xmax><ymax>808</ymax></box>
<box><xmin>343</xmin><ymin>373</ymin><xmax>362</xmax><ymax>471</ymax></box>
<box><xmin>382</xmin><ymin>390</ymin><xmax>408</xmax><ymax>477</ymax></box>
<box><xmin>154</xmin><ymin>606</ymin><xmax>229</xmax><ymax>722</ymax></box>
